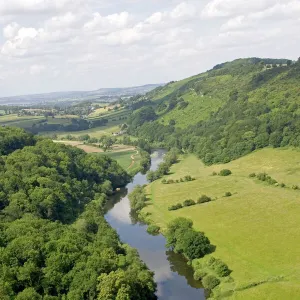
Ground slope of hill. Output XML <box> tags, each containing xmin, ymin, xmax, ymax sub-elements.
<box><xmin>127</xmin><ymin>57</ymin><xmax>300</xmax><ymax>164</ymax></box>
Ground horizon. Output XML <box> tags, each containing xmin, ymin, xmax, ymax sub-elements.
<box><xmin>0</xmin><ymin>55</ymin><xmax>295</xmax><ymax>99</ymax></box>
<box><xmin>0</xmin><ymin>0</ymin><xmax>299</xmax><ymax>97</ymax></box>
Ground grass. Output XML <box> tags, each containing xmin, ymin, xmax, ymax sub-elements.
<box><xmin>158</xmin><ymin>92</ymin><xmax>223</xmax><ymax>128</ymax></box>
<box><xmin>0</xmin><ymin>114</ymin><xmax>44</xmax><ymax>123</ymax></box>
<box><xmin>96</xmin><ymin>149</ymin><xmax>141</xmax><ymax>174</ymax></box>
<box><xmin>144</xmin><ymin>147</ymin><xmax>300</xmax><ymax>299</ymax></box>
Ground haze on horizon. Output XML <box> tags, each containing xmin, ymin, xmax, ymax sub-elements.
<box><xmin>0</xmin><ymin>0</ymin><xmax>299</xmax><ymax>97</ymax></box>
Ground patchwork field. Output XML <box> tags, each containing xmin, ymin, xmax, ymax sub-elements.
<box><xmin>144</xmin><ymin>148</ymin><xmax>300</xmax><ymax>299</ymax></box>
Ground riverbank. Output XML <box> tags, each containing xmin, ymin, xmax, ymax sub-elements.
<box><xmin>104</xmin><ymin>149</ymin><xmax>206</xmax><ymax>300</ymax></box>
<box><xmin>142</xmin><ymin>148</ymin><xmax>300</xmax><ymax>299</ymax></box>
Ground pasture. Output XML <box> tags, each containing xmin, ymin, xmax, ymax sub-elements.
<box><xmin>144</xmin><ymin>148</ymin><xmax>300</xmax><ymax>299</ymax></box>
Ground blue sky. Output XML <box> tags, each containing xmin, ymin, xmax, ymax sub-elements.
<box><xmin>0</xmin><ymin>0</ymin><xmax>299</xmax><ymax>96</ymax></box>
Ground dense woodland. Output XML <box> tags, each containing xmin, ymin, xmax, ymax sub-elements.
<box><xmin>127</xmin><ymin>58</ymin><xmax>300</xmax><ymax>164</ymax></box>
<box><xmin>0</xmin><ymin>128</ymin><xmax>157</xmax><ymax>299</ymax></box>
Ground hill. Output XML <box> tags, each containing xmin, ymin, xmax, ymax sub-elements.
<box><xmin>144</xmin><ymin>148</ymin><xmax>300</xmax><ymax>299</ymax></box>
<box><xmin>0</xmin><ymin>84</ymin><xmax>163</xmax><ymax>105</ymax></box>
<box><xmin>127</xmin><ymin>57</ymin><xmax>300</xmax><ymax>164</ymax></box>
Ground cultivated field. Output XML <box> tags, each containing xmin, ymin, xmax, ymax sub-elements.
<box><xmin>144</xmin><ymin>148</ymin><xmax>300</xmax><ymax>299</ymax></box>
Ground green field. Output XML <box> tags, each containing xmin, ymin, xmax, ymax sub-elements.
<box><xmin>144</xmin><ymin>148</ymin><xmax>300</xmax><ymax>299</ymax></box>
<box><xmin>96</xmin><ymin>150</ymin><xmax>140</xmax><ymax>174</ymax></box>
<box><xmin>0</xmin><ymin>114</ymin><xmax>45</xmax><ymax>128</ymax></box>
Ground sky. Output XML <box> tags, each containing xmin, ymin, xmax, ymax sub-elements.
<box><xmin>0</xmin><ymin>0</ymin><xmax>299</xmax><ymax>97</ymax></box>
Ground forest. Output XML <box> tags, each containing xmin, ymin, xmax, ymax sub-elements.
<box><xmin>127</xmin><ymin>58</ymin><xmax>300</xmax><ymax>164</ymax></box>
<box><xmin>0</xmin><ymin>127</ymin><xmax>157</xmax><ymax>299</ymax></box>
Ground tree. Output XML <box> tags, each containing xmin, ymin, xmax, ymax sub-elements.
<box><xmin>128</xmin><ymin>185</ymin><xmax>146</xmax><ymax>212</ymax></box>
<box><xmin>15</xmin><ymin>288</ymin><xmax>42</xmax><ymax>300</ymax></box>
<box><xmin>165</xmin><ymin>217</ymin><xmax>193</xmax><ymax>249</ymax></box>
<box><xmin>169</xmin><ymin>119</ymin><xmax>176</xmax><ymax>126</ymax></box>
<box><xmin>101</xmin><ymin>136</ymin><xmax>115</xmax><ymax>152</ymax></box>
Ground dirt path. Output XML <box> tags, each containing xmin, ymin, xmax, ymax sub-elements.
<box><xmin>127</xmin><ymin>150</ymin><xmax>139</xmax><ymax>170</ymax></box>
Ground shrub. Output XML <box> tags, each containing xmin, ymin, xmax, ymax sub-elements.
<box><xmin>202</xmin><ymin>275</ymin><xmax>220</xmax><ymax>290</ymax></box>
<box><xmin>257</xmin><ymin>172</ymin><xmax>267</xmax><ymax>181</ymax></box>
<box><xmin>184</xmin><ymin>175</ymin><xmax>193</xmax><ymax>182</ymax></box>
<box><xmin>176</xmin><ymin>180</ymin><xmax>180</xmax><ymax>183</ymax></box>
<box><xmin>161</xmin><ymin>179</ymin><xmax>167</xmax><ymax>184</ymax></box>
<box><xmin>211</xmin><ymin>259</ymin><xmax>231</xmax><ymax>277</ymax></box>
<box><xmin>280</xmin><ymin>183</ymin><xmax>286</xmax><ymax>188</ymax></box>
<box><xmin>212</xmin><ymin>171</ymin><xmax>217</xmax><ymax>176</ymax></box>
<box><xmin>198</xmin><ymin>195</ymin><xmax>212</xmax><ymax>204</ymax></box>
<box><xmin>147</xmin><ymin>224</ymin><xmax>160</xmax><ymax>235</ymax></box>
<box><xmin>183</xmin><ymin>199</ymin><xmax>196</xmax><ymax>207</ymax></box>
<box><xmin>206</xmin><ymin>256</ymin><xmax>216</xmax><ymax>266</ymax></box>
<box><xmin>249</xmin><ymin>173</ymin><xmax>256</xmax><ymax>178</ymax></box>
<box><xmin>194</xmin><ymin>269</ymin><xmax>207</xmax><ymax>281</ymax></box>
<box><xmin>225</xmin><ymin>192</ymin><xmax>232</xmax><ymax>197</ymax></box>
<box><xmin>180</xmin><ymin>178</ymin><xmax>184</xmax><ymax>182</ymax></box>
<box><xmin>219</xmin><ymin>169</ymin><xmax>232</xmax><ymax>176</ymax></box>
<box><xmin>168</xmin><ymin>203</ymin><xmax>183</xmax><ymax>211</ymax></box>
<box><xmin>292</xmin><ymin>185</ymin><xmax>299</xmax><ymax>190</ymax></box>
<box><xmin>168</xmin><ymin>179</ymin><xmax>174</xmax><ymax>184</ymax></box>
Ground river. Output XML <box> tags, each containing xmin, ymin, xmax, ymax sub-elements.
<box><xmin>105</xmin><ymin>149</ymin><xmax>206</xmax><ymax>300</ymax></box>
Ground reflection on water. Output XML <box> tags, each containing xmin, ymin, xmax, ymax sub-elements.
<box><xmin>105</xmin><ymin>149</ymin><xmax>205</xmax><ymax>300</ymax></box>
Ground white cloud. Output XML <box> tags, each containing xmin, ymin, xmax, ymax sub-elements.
<box><xmin>202</xmin><ymin>0</ymin><xmax>274</xmax><ymax>18</ymax></box>
<box><xmin>221</xmin><ymin>1</ymin><xmax>300</xmax><ymax>31</ymax></box>
<box><xmin>99</xmin><ymin>27</ymin><xmax>143</xmax><ymax>46</ymax></box>
<box><xmin>170</xmin><ymin>2</ymin><xmax>197</xmax><ymax>19</ymax></box>
<box><xmin>3</xmin><ymin>22</ymin><xmax>20</xmax><ymax>39</ymax></box>
<box><xmin>0</xmin><ymin>0</ymin><xmax>83</xmax><ymax>15</ymax></box>
<box><xmin>84</xmin><ymin>12</ymin><xmax>130</xmax><ymax>33</ymax></box>
<box><xmin>145</xmin><ymin>12</ymin><xmax>163</xmax><ymax>25</ymax></box>
<box><xmin>1</xmin><ymin>27</ymin><xmax>40</xmax><ymax>57</ymax></box>
<box><xmin>30</xmin><ymin>64</ymin><xmax>45</xmax><ymax>75</ymax></box>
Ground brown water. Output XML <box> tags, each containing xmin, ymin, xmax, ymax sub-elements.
<box><xmin>105</xmin><ymin>149</ymin><xmax>205</xmax><ymax>300</ymax></box>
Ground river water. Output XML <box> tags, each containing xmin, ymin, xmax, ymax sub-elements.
<box><xmin>105</xmin><ymin>149</ymin><xmax>205</xmax><ymax>300</ymax></box>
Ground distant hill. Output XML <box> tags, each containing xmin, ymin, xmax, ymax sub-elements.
<box><xmin>0</xmin><ymin>84</ymin><xmax>163</xmax><ymax>105</ymax></box>
<box><xmin>127</xmin><ymin>57</ymin><xmax>300</xmax><ymax>164</ymax></box>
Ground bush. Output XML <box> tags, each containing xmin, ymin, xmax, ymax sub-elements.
<box><xmin>183</xmin><ymin>199</ymin><xmax>196</xmax><ymax>207</ymax></box>
<box><xmin>219</xmin><ymin>169</ymin><xmax>232</xmax><ymax>176</ymax></box>
<box><xmin>212</xmin><ymin>171</ymin><xmax>217</xmax><ymax>176</ymax></box>
<box><xmin>257</xmin><ymin>172</ymin><xmax>267</xmax><ymax>181</ymax></box>
<box><xmin>184</xmin><ymin>175</ymin><xmax>193</xmax><ymax>182</ymax></box>
<box><xmin>168</xmin><ymin>203</ymin><xmax>183</xmax><ymax>211</ymax></box>
<box><xmin>202</xmin><ymin>275</ymin><xmax>220</xmax><ymax>290</ymax></box>
<box><xmin>211</xmin><ymin>259</ymin><xmax>231</xmax><ymax>277</ymax></box>
<box><xmin>161</xmin><ymin>179</ymin><xmax>167</xmax><ymax>184</ymax></box>
<box><xmin>249</xmin><ymin>173</ymin><xmax>256</xmax><ymax>178</ymax></box>
<box><xmin>292</xmin><ymin>185</ymin><xmax>299</xmax><ymax>190</ymax></box>
<box><xmin>225</xmin><ymin>192</ymin><xmax>232</xmax><ymax>197</ymax></box>
<box><xmin>147</xmin><ymin>224</ymin><xmax>160</xmax><ymax>235</ymax></box>
<box><xmin>198</xmin><ymin>195</ymin><xmax>212</xmax><ymax>204</ymax></box>
<box><xmin>206</xmin><ymin>256</ymin><xmax>216</xmax><ymax>266</ymax></box>
<box><xmin>280</xmin><ymin>183</ymin><xmax>286</xmax><ymax>188</ymax></box>
<box><xmin>194</xmin><ymin>269</ymin><xmax>207</xmax><ymax>281</ymax></box>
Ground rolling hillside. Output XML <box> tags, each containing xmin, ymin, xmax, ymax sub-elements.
<box><xmin>128</xmin><ymin>57</ymin><xmax>300</xmax><ymax>164</ymax></box>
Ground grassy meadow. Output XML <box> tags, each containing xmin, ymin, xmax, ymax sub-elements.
<box><xmin>96</xmin><ymin>149</ymin><xmax>140</xmax><ymax>174</ymax></box>
<box><xmin>144</xmin><ymin>148</ymin><xmax>300</xmax><ymax>299</ymax></box>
